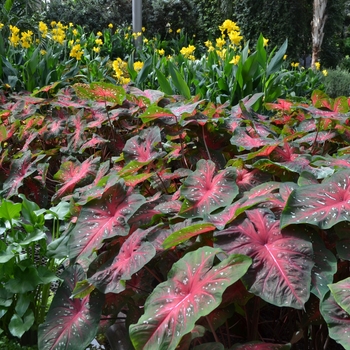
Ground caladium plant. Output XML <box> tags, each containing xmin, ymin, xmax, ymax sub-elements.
<box><xmin>1</xmin><ymin>82</ymin><xmax>350</xmax><ymax>349</ymax></box>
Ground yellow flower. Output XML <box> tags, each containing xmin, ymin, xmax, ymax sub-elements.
<box><xmin>143</xmin><ymin>38</ymin><xmax>148</xmax><ymax>44</ymax></box>
<box><xmin>95</xmin><ymin>38</ymin><xmax>103</xmax><ymax>45</ymax></box>
<box><xmin>168</xmin><ymin>28</ymin><xmax>173</xmax><ymax>33</ymax></box>
<box><xmin>315</xmin><ymin>62</ymin><xmax>320</xmax><ymax>70</ymax></box>
<box><xmin>291</xmin><ymin>62</ymin><xmax>299</xmax><ymax>68</ymax></box>
<box><xmin>70</xmin><ymin>43</ymin><xmax>84</xmax><ymax>60</ymax></box>
<box><xmin>263</xmin><ymin>37</ymin><xmax>269</xmax><ymax>47</ymax></box>
<box><xmin>50</xmin><ymin>21</ymin><xmax>57</xmax><ymax>27</ymax></box>
<box><xmin>69</xmin><ymin>23</ymin><xmax>73</xmax><ymax>27</ymax></box>
<box><xmin>93</xmin><ymin>46</ymin><xmax>100</xmax><ymax>53</ymax></box>
<box><xmin>20</xmin><ymin>30</ymin><xmax>33</xmax><ymax>49</ymax></box>
<box><xmin>72</xmin><ymin>29</ymin><xmax>78</xmax><ymax>36</ymax></box>
<box><xmin>158</xmin><ymin>49</ymin><xmax>165</xmax><ymax>56</ymax></box>
<box><xmin>132</xmin><ymin>32</ymin><xmax>142</xmax><ymax>38</ymax></box>
<box><xmin>134</xmin><ymin>61</ymin><xmax>144</xmax><ymax>71</ymax></box>
<box><xmin>9</xmin><ymin>25</ymin><xmax>20</xmax><ymax>47</ymax></box>
<box><xmin>112</xmin><ymin>57</ymin><xmax>130</xmax><ymax>84</ymax></box>
<box><xmin>219</xmin><ymin>19</ymin><xmax>240</xmax><ymax>35</ymax></box>
<box><xmin>283</xmin><ymin>54</ymin><xmax>287</xmax><ymax>60</ymax></box>
<box><xmin>228</xmin><ymin>31</ymin><xmax>243</xmax><ymax>46</ymax></box>
<box><xmin>230</xmin><ymin>55</ymin><xmax>241</xmax><ymax>65</ymax></box>
<box><xmin>40</xmin><ymin>49</ymin><xmax>46</xmax><ymax>55</ymax></box>
<box><xmin>108</xmin><ymin>23</ymin><xmax>113</xmax><ymax>29</ymax></box>
<box><xmin>204</xmin><ymin>40</ymin><xmax>212</xmax><ymax>48</ymax></box>
<box><xmin>188</xmin><ymin>54</ymin><xmax>196</xmax><ymax>61</ymax></box>
<box><xmin>51</xmin><ymin>25</ymin><xmax>66</xmax><ymax>44</ymax></box>
<box><xmin>0</xmin><ymin>23</ymin><xmax>4</xmax><ymax>30</ymax></box>
<box><xmin>322</xmin><ymin>69</ymin><xmax>328</xmax><ymax>77</ymax></box>
<box><xmin>177</xmin><ymin>28</ymin><xmax>181</xmax><ymax>34</ymax></box>
<box><xmin>97</xmin><ymin>31</ymin><xmax>103</xmax><ymax>37</ymax></box>
<box><xmin>142</xmin><ymin>27</ymin><xmax>146</xmax><ymax>32</ymax></box>
<box><xmin>39</xmin><ymin>21</ymin><xmax>48</xmax><ymax>38</ymax></box>
<box><xmin>180</xmin><ymin>44</ymin><xmax>196</xmax><ymax>58</ymax></box>
<box><xmin>215</xmin><ymin>37</ymin><xmax>226</xmax><ymax>49</ymax></box>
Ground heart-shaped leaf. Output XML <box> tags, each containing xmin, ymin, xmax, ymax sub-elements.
<box><xmin>281</xmin><ymin>169</ymin><xmax>350</xmax><ymax>229</ymax></box>
<box><xmin>38</xmin><ymin>265</ymin><xmax>104</xmax><ymax>350</ymax></box>
<box><xmin>214</xmin><ymin>209</ymin><xmax>314</xmax><ymax>309</ymax></box>
<box><xmin>129</xmin><ymin>247</ymin><xmax>251</xmax><ymax>350</ymax></box>
<box><xmin>88</xmin><ymin>227</ymin><xmax>156</xmax><ymax>293</ymax></box>
<box><xmin>68</xmin><ymin>180</ymin><xmax>145</xmax><ymax>265</ymax></box>
<box><xmin>179</xmin><ymin>160</ymin><xmax>239</xmax><ymax>219</ymax></box>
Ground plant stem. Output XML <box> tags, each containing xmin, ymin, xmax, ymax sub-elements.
<box><xmin>202</xmin><ymin>124</ymin><xmax>212</xmax><ymax>161</ymax></box>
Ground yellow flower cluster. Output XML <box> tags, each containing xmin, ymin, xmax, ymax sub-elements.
<box><xmin>0</xmin><ymin>23</ymin><xmax>4</xmax><ymax>30</ymax></box>
<box><xmin>134</xmin><ymin>61</ymin><xmax>144</xmax><ymax>72</ymax></box>
<box><xmin>291</xmin><ymin>62</ymin><xmax>300</xmax><ymax>68</ymax></box>
<box><xmin>39</xmin><ymin>21</ymin><xmax>48</xmax><ymax>38</ymax></box>
<box><xmin>229</xmin><ymin>55</ymin><xmax>240</xmax><ymax>65</ymax></box>
<box><xmin>112</xmin><ymin>57</ymin><xmax>130</xmax><ymax>85</ymax></box>
<box><xmin>314</xmin><ymin>62</ymin><xmax>320</xmax><ymax>70</ymax></box>
<box><xmin>20</xmin><ymin>30</ymin><xmax>33</xmax><ymax>49</ymax></box>
<box><xmin>70</xmin><ymin>43</ymin><xmax>84</xmax><ymax>60</ymax></box>
<box><xmin>180</xmin><ymin>44</ymin><xmax>196</xmax><ymax>60</ymax></box>
<box><xmin>9</xmin><ymin>25</ymin><xmax>20</xmax><ymax>47</ymax></box>
<box><xmin>51</xmin><ymin>22</ymin><xmax>67</xmax><ymax>44</ymax></box>
<box><xmin>219</xmin><ymin>19</ymin><xmax>242</xmax><ymax>46</ymax></box>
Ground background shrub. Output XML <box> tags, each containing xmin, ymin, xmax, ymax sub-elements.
<box><xmin>323</xmin><ymin>67</ymin><xmax>350</xmax><ymax>97</ymax></box>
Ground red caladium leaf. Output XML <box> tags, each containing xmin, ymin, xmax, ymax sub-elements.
<box><xmin>73</xmin><ymin>82</ymin><xmax>126</xmax><ymax>104</ymax></box>
<box><xmin>139</xmin><ymin>105</ymin><xmax>178</xmax><ymax>125</ymax></box>
<box><xmin>129</xmin><ymin>247</ymin><xmax>251</xmax><ymax>350</ymax></box>
<box><xmin>52</xmin><ymin>156</ymin><xmax>100</xmax><ymax>201</ymax></box>
<box><xmin>68</xmin><ymin>180</ymin><xmax>145</xmax><ymax>266</ymax></box>
<box><xmin>214</xmin><ymin>209</ymin><xmax>314</xmax><ymax>309</ymax></box>
<box><xmin>88</xmin><ymin>227</ymin><xmax>156</xmax><ymax>294</ymax></box>
<box><xmin>281</xmin><ymin>169</ymin><xmax>350</xmax><ymax>230</ymax></box>
<box><xmin>230</xmin><ymin>127</ymin><xmax>277</xmax><ymax>150</ymax></box>
<box><xmin>320</xmin><ymin>290</ymin><xmax>350</xmax><ymax>349</ymax></box>
<box><xmin>38</xmin><ymin>264</ymin><xmax>104</xmax><ymax>350</ymax></box>
<box><xmin>123</xmin><ymin>126</ymin><xmax>165</xmax><ymax>163</ymax></box>
<box><xmin>1</xmin><ymin>151</ymin><xmax>44</xmax><ymax>198</ymax></box>
<box><xmin>179</xmin><ymin>159</ymin><xmax>239</xmax><ymax>219</ymax></box>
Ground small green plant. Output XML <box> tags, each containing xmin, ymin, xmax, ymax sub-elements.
<box><xmin>0</xmin><ymin>195</ymin><xmax>70</xmax><ymax>344</ymax></box>
<box><xmin>323</xmin><ymin>67</ymin><xmax>350</xmax><ymax>97</ymax></box>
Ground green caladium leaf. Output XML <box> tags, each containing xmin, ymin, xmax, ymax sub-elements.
<box><xmin>179</xmin><ymin>159</ymin><xmax>239</xmax><ymax>219</ymax></box>
<box><xmin>328</xmin><ymin>278</ymin><xmax>350</xmax><ymax>315</ymax></box>
<box><xmin>281</xmin><ymin>169</ymin><xmax>350</xmax><ymax>230</ymax></box>
<box><xmin>320</xmin><ymin>290</ymin><xmax>350</xmax><ymax>349</ymax></box>
<box><xmin>129</xmin><ymin>247</ymin><xmax>251</xmax><ymax>350</ymax></box>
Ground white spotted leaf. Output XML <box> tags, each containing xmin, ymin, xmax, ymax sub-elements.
<box><xmin>38</xmin><ymin>265</ymin><xmax>104</xmax><ymax>350</ymax></box>
<box><xmin>281</xmin><ymin>169</ymin><xmax>350</xmax><ymax>229</ymax></box>
<box><xmin>179</xmin><ymin>159</ymin><xmax>239</xmax><ymax>219</ymax></box>
<box><xmin>129</xmin><ymin>246</ymin><xmax>251</xmax><ymax>350</ymax></box>
<box><xmin>214</xmin><ymin>209</ymin><xmax>314</xmax><ymax>309</ymax></box>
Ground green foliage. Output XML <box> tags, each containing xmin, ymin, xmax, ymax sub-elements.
<box><xmin>232</xmin><ymin>0</ymin><xmax>312</xmax><ymax>62</ymax></box>
<box><xmin>323</xmin><ymin>67</ymin><xmax>350</xmax><ymax>97</ymax></box>
<box><xmin>0</xmin><ymin>81</ymin><xmax>350</xmax><ymax>348</ymax></box>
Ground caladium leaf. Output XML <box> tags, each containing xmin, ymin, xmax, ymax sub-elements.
<box><xmin>179</xmin><ymin>160</ymin><xmax>239</xmax><ymax>219</ymax></box>
<box><xmin>73</xmin><ymin>82</ymin><xmax>126</xmax><ymax>104</ymax></box>
<box><xmin>52</xmin><ymin>156</ymin><xmax>100</xmax><ymax>201</ymax></box>
<box><xmin>88</xmin><ymin>227</ymin><xmax>156</xmax><ymax>294</ymax></box>
<box><xmin>281</xmin><ymin>169</ymin><xmax>350</xmax><ymax>230</ymax></box>
<box><xmin>129</xmin><ymin>247</ymin><xmax>251</xmax><ymax>350</ymax></box>
<box><xmin>162</xmin><ymin>222</ymin><xmax>216</xmax><ymax>249</ymax></box>
<box><xmin>123</xmin><ymin>126</ymin><xmax>165</xmax><ymax>163</ymax></box>
<box><xmin>38</xmin><ymin>264</ymin><xmax>104</xmax><ymax>350</ymax></box>
<box><xmin>328</xmin><ymin>277</ymin><xmax>350</xmax><ymax>315</ymax></box>
<box><xmin>214</xmin><ymin>209</ymin><xmax>314</xmax><ymax>309</ymax></box>
<box><xmin>320</xmin><ymin>291</ymin><xmax>350</xmax><ymax>349</ymax></box>
<box><xmin>68</xmin><ymin>180</ymin><xmax>145</xmax><ymax>266</ymax></box>
<box><xmin>1</xmin><ymin>151</ymin><xmax>44</xmax><ymax>198</ymax></box>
